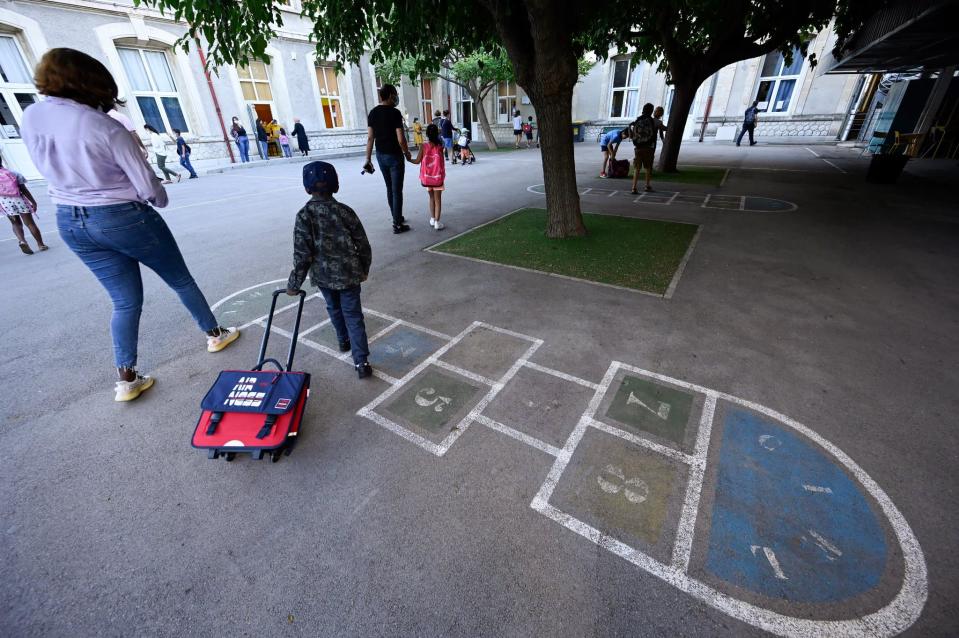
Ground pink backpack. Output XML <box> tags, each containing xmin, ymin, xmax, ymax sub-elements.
<box><xmin>0</xmin><ymin>168</ymin><xmax>21</xmax><ymax>197</ymax></box>
<box><xmin>420</xmin><ymin>143</ymin><xmax>445</xmax><ymax>187</ymax></box>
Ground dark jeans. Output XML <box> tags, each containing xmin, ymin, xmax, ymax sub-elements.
<box><xmin>320</xmin><ymin>285</ymin><xmax>369</xmax><ymax>365</ymax></box>
<box><xmin>375</xmin><ymin>152</ymin><xmax>406</xmax><ymax>226</ymax></box>
<box><xmin>179</xmin><ymin>152</ymin><xmax>198</xmax><ymax>177</ymax></box>
<box><xmin>737</xmin><ymin>123</ymin><xmax>755</xmax><ymax>145</ymax></box>
<box><xmin>57</xmin><ymin>202</ymin><xmax>218</xmax><ymax>368</ymax></box>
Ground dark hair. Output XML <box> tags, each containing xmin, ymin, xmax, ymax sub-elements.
<box><xmin>143</xmin><ymin>124</ymin><xmax>159</xmax><ymax>134</ymax></box>
<box><xmin>528</xmin><ymin>116</ymin><xmax>533</xmax><ymax>121</ymax></box>
<box><xmin>442</xmin><ymin>109</ymin><xmax>449</xmax><ymax>116</ymax></box>
<box><xmin>173</xmin><ymin>128</ymin><xmax>182</xmax><ymax>135</ymax></box>
<box><xmin>414</xmin><ymin>117</ymin><xmax>419</xmax><ymax>122</ymax></box>
<box><xmin>642</xmin><ymin>102</ymin><xmax>654</xmax><ymax>116</ymax></box>
<box><xmin>426</xmin><ymin>123</ymin><xmax>441</xmax><ymax>146</ymax></box>
<box><xmin>35</xmin><ymin>48</ymin><xmax>123</xmax><ymax>113</ymax></box>
<box><xmin>621</xmin><ymin>128</ymin><xmax>631</xmax><ymax>137</ymax></box>
<box><xmin>280</xmin><ymin>128</ymin><xmax>286</xmax><ymax>135</ymax></box>
<box><xmin>378</xmin><ymin>84</ymin><xmax>397</xmax><ymax>102</ymax></box>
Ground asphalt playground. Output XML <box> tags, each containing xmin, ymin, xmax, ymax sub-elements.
<box><xmin>2</xmin><ymin>140</ymin><xmax>957</xmax><ymax>637</ymax></box>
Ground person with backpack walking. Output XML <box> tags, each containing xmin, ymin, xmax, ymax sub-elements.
<box><xmin>523</xmin><ymin>117</ymin><xmax>534</xmax><ymax>149</ymax></box>
<box><xmin>0</xmin><ymin>155</ymin><xmax>47</xmax><ymax>254</ymax></box>
<box><xmin>737</xmin><ymin>100</ymin><xmax>760</xmax><ymax>147</ymax></box>
<box><xmin>408</xmin><ymin>123</ymin><xmax>446</xmax><ymax>231</ymax></box>
<box><xmin>173</xmin><ymin>129</ymin><xmax>198</xmax><ymax>179</ymax></box>
<box><xmin>144</xmin><ymin>124</ymin><xmax>180</xmax><ymax>183</ymax></box>
<box><xmin>630</xmin><ymin>103</ymin><xmax>658</xmax><ymax>194</ymax></box>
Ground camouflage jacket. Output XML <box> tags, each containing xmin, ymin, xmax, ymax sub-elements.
<box><xmin>287</xmin><ymin>195</ymin><xmax>372</xmax><ymax>291</ymax></box>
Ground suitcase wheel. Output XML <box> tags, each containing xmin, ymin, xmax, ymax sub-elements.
<box><xmin>225</xmin><ymin>452</ymin><xmax>236</xmax><ymax>462</ymax></box>
<box><xmin>270</xmin><ymin>451</ymin><xmax>282</xmax><ymax>463</ymax></box>
<box><xmin>283</xmin><ymin>447</ymin><xmax>293</xmax><ymax>457</ymax></box>
<box><xmin>251</xmin><ymin>450</ymin><xmax>264</xmax><ymax>461</ymax></box>
<box><xmin>208</xmin><ymin>449</ymin><xmax>219</xmax><ymax>460</ymax></box>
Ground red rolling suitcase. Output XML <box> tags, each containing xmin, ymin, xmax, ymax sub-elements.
<box><xmin>609</xmin><ymin>159</ymin><xmax>631</xmax><ymax>178</ymax></box>
<box><xmin>192</xmin><ymin>289</ymin><xmax>310</xmax><ymax>462</ymax></box>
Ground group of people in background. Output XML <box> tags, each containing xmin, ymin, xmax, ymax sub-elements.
<box><xmin>512</xmin><ymin>110</ymin><xmax>538</xmax><ymax>149</ymax></box>
<box><xmin>599</xmin><ymin>103</ymin><xmax>668</xmax><ymax>193</ymax></box>
<box><xmin>230</xmin><ymin>116</ymin><xmax>311</xmax><ymax>163</ymax></box>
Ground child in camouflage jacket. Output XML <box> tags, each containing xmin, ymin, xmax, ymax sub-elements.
<box><xmin>287</xmin><ymin>161</ymin><xmax>374</xmax><ymax>379</ymax></box>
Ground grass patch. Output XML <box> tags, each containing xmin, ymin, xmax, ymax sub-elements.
<box><xmin>626</xmin><ymin>165</ymin><xmax>726</xmax><ymax>185</ymax></box>
<box><xmin>431</xmin><ymin>208</ymin><xmax>698</xmax><ymax>295</ymax></box>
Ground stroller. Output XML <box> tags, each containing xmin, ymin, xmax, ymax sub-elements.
<box><xmin>452</xmin><ymin>128</ymin><xmax>477</xmax><ymax>165</ymax></box>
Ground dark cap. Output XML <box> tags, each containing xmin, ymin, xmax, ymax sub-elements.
<box><xmin>303</xmin><ymin>161</ymin><xmax>338</xmax><ymax>194</ymax></box>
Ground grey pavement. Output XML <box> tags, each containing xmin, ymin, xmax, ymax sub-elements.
<box><xmin>2</xmin><ymin>140</ymin><xmax>957</xmax><ymax>637</ymax></box>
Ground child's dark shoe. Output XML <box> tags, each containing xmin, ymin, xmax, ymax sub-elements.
<box><xmin>392</xmin><ymin>223</ymin><xmax>411</xmax><ymax>234</ymax></box>
<box><xmin>355</xmin><ymin>362</ymin><xmax>373</xmax><ymax>379</ymax></box>
<box><xmin>339</xmin><ymin>340</ymin><xmax>351</xmax><ymax>352</ymax></box>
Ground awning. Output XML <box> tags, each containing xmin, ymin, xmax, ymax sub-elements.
<box><xmin>829</xmin><ymin>0</ymin><xmax>959</xmax><ymax>74</ymax></box>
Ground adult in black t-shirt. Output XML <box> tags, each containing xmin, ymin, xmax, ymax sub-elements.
<box><xmin>365</xmin><ymin>84</ymin><xmax>411</xmax><ymax>233</ymax></box>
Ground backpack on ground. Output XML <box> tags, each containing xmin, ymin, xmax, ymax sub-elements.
<box><xmin>630</xmin><ymin>116</ymin><xmax>655</xmax><ymax>146</ymax></box>
<box><xmin>609</xmin><ymin>159</ymin><xmax>631</xmax><ymax>178</ymax></box>
<box><xmin>0</xmin><ymin>169</ymin><xmax>21</xmax><ymax>197</ymax></box>
<box><xmin>420</xmin><ymin>143</ymin><xmax>446</xmax><ymax>187</ymax></box>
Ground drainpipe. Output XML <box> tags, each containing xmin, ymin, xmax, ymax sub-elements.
<box><xmin>698</xmin><ymin>72</ymin><xmax>719</xmax><ymax>142</ymax></box>
<box><xmin>194</xmin><ymin>37</ymin><xmax>236</xmax><ymax>163</ymax></box>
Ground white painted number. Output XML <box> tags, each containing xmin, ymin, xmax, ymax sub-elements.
<box><xmin>596</xmin><ymin>465</ymin><xmax>650</xmax><ymax>504</ymax></box>
<box><xmin>806</xmin><ymin>530</ymin><xmax>843</xmax><ymax>561</ymax></box>
<box><xmin>387</xmin><ymin>344</ymin><xmax>417</xmax><ymax>357</ymax></box>
<box><xmin>627</xmin><ymin>391</ymin><xmax>671</xmax><ymax>420</ymax></box>
<box><xmin>415</xmin><ymin>387</ymin><xmax>453</xmax><ymax>413</ymax></box>
<box><xmin>758</xmin><ymin>434</ymin><xmax>781</xmax><ymax>451</ymax></box>
<box><xmin>802</xmin><ymin>484</ymin><xmax>833</xmax><ymax>494</ymax></box>
<box><xmin>751</xmin><ymin>545</ymin><xmax>789</xmax><ymax>580</ymax></box>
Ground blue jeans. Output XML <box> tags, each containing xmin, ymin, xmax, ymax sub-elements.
<box><xmin>375</xmin><ymin>152</ymin><xmax>406</xmax><ymax>226</ymax></box>
<box><xmin>281</xmin><ymin>144</ymin><xmax>292</xmax><ymax>158</ymax></box>
<box><xmin>320</xmin><ymin>286</ymin><xmax>369</xmax><ymax>366</ymax></box>
<box><xmin>57</xmin><ymin>202</ymin><xmax>218</xmax><ymax>368</ymax></box>
<box><xmin>737</xmin><ymin>123</ymin><xmax>755</xmax><ymax>145</ymax></box>
<box><xmin>257</xmin><ymin>139</ymin><xmax>269</xmax><ymax>160</ymax></box>
<box><xmin>235</xmin><ymin>135</ymin><xmax>250</xmax><ymax>162</ymax></box>
<box><xmin>179</xmin><ymin>152</ymin><xmax>198</xmax><ymax>177</ymax></box>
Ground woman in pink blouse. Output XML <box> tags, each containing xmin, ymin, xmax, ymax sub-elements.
<box><xmin>22</xmin><ymin>48</ymin><xmax>240</xmax><ymax>402</ymax></box>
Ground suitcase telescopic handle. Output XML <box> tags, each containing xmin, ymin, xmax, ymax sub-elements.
<box><xmin>255</xmin><ymin>289</ymin><xmax>307</xmax><ymax>372</ymax></box>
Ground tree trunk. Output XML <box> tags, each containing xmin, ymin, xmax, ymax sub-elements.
<box><xmin>657</xmin><ymin>78</ymin><xmax>701</xmax><ymax>173</ymax></box>
<box><xmin>472</xmin><ymin>88</ymin><xmax>498</xmax><ymax>151</ymax></box>
<box><xmin>530</xmin><ymin>85</ymin><xmax>586</xmax><ymax>238</ymax></box>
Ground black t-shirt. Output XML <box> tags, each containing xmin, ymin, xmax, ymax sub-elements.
<box><xmin>367</xmin><ymin>105</ymin><xmax>404</xmax><ymax>155</ymax></box>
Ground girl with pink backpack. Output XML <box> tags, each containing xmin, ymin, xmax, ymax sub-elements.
<box><xmin>408</xmin><ymin>123</ymin><xmax>446</xmax><ymax>230</ymax></box>
<box><xmin>0</xmin><ymin>156</ymin><xmax>47</xmax><ymax>254</ymax></box>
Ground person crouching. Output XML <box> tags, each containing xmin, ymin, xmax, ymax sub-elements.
<box><xmin>286</xmin><ymin>161</ymin><xmax>374</xmax><ymax>379</ymax></box>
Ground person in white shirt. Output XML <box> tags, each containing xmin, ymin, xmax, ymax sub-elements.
<box><xmin>109</xmin><ymin>109</ymin><xmax>149</xmax><ymax>161</ymax></box>
<box><xmin>143</xmin><ymin>124</ymin><xmax>181</xmax><ymax>183</ymax></box>
<box><xmin>512</xmin><ymin>110</ymin><xmax>523</xmax><ymax>149</ymax></box>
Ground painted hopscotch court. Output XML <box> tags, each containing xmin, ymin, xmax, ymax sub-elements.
<box><xmin>526</xmin><ymin>183</ymin><xmax>798</xmax><ymax>212</ymax></box>
<box><xmin>213</xmin><ymin>281</ymin><xmax>928</xmax><ymax>637</ymax></box>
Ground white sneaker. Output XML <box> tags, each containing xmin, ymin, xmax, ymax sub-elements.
<box><xmin>207</xmin><ymin>327</ymin><xmax>240</xmax><ymax>352</ymax></box>
<box><xmin>115</xmin><ymin>374</ymin><xmax>155</xmax><ymax>402</ymax></box>
<box><xmin>429</xmin><ymin>218</ymin><xmax>435</xmax><ymax>227</ymax></box>
<box><xmin>434</xmin><ymin>221</ymin><xmax>445</xmax><ymax>230</ymax></box>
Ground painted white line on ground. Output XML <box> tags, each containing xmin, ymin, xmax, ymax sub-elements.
<box><xmin>522</xmin><ymin>360</ymin><xmax>599</xmax><ymax>390</ymax></box>
<box><xmin>298</xmin><ymin>318</ymin><xmax>332</xmax><ymax>338</ymax></box>
<box><xmin>472</xmin><ymin>413</ymin><xmax>561</xmax><ymax>457</ymax></box>
<box><xmin>164</xmin><ymin>191</ymin><xmax>275</xmax><ymax>213</ymax></box>
<box><xmin>474</xmin><ymin>321</ymin><xmax>543</xmax><ymax>344</ymax></box>
<box><xmin>368</xmin><ymin>319</ymin><xmax>403</xmax><ymax>343</ymax></box>
<box><xmin>356</xmin><ymin>323</ymin><xmax>479</xmax><ymax>457</ymax></box>
<box><xmin>423</xmin><ymin>206</ymin><xmax>527</xmax><ymax>253</ymax></box>
<box><xmin>530</xmin><ymin>362</ymin><xmax>619</xmax><ymax>512</ymax></box>
<box><xmin>433</xmin><ymin>359</ymin><xmax>497</xmax><ymax>387</ymax></box>
<box><xmin>701</xmin><ymin>194</ymin><xmax>712</xmax><ymax>208</ymax></box>
<box><xmin>822</xmin><ymin>159</ymin><xmax>848</xmax><ymax>174</ymax></box>
<box><xmin>663</xmin><ymin>225</ymin><xmax>703</xmax><ymax>300</ymax></box>
<box><xmin>210</xmin><ymin>278</ymin><xmax>286</xmax><ymax>311</ymax></box>
<box><xmin>363</xmin><ymin>308</ymin><xmax>454</xmax><ymax>341</ymax></box>
<box><xmin>434</xmin><ymin>332</ymin><xmax>544</xmax><ymax>455</ymax></box>
<box><xmin>805</xmin><ymin>147</ymin><xmax>821</xmax><ymax>158</ymax></box>
<box><xmin>671</xmin><ymin>393</ymin><xmax>717</xmax><ymax>571</ymax></box>
<box><xmin>238</xmin><ymin>293</ymin><xmax>322</xmax><ymax>330</ymax></box>
<box><xmin>720</xmin><ymin>168</ymin><xmax>731</xmax><ymax>187</ymax></box>
<box><xmin>531</xmin><ymin>359</ymin><xmax>928</xmax><ymax>638</ymax></box>
<box><xmin>589</xmin><ymin>418</ymin><xmax>694</xmax><ymax>466</ymax></box>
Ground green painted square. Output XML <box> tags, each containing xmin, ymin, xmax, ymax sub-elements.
<box><xmin>605</xmin><ymin>376</ymin><xmax>693</xmax><ymax>445</ymax></box>
<box><xmin>383</xmin><ymin>368</ymin><xmax>483</xmax><ymax>433</ymax></box>
<box><xmin>551</xmin><ymin>428</ymin><xmax>683</xmax><ymax>548</ymax></box>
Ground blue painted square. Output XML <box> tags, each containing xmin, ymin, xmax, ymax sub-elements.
<box><xmin>369</xmin><ymin>328</ymin><xmax>446</xmax><ymax>378</ymax></box>
<box><xmin>705</xmin><ymin>409</ymin><xmax>887</xmax><ymax>603</ymax></box>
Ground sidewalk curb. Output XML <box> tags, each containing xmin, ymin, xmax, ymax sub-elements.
<box><xmin>201</xmin><ymin>148</ymin><xmax>367</xmax><ymax>176</ymax></box>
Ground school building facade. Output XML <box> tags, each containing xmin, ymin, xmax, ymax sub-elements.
<box><xmin>1</xmin><ymin>1</ymin><xmax>860</xmax><ymax>180</ymax></box>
